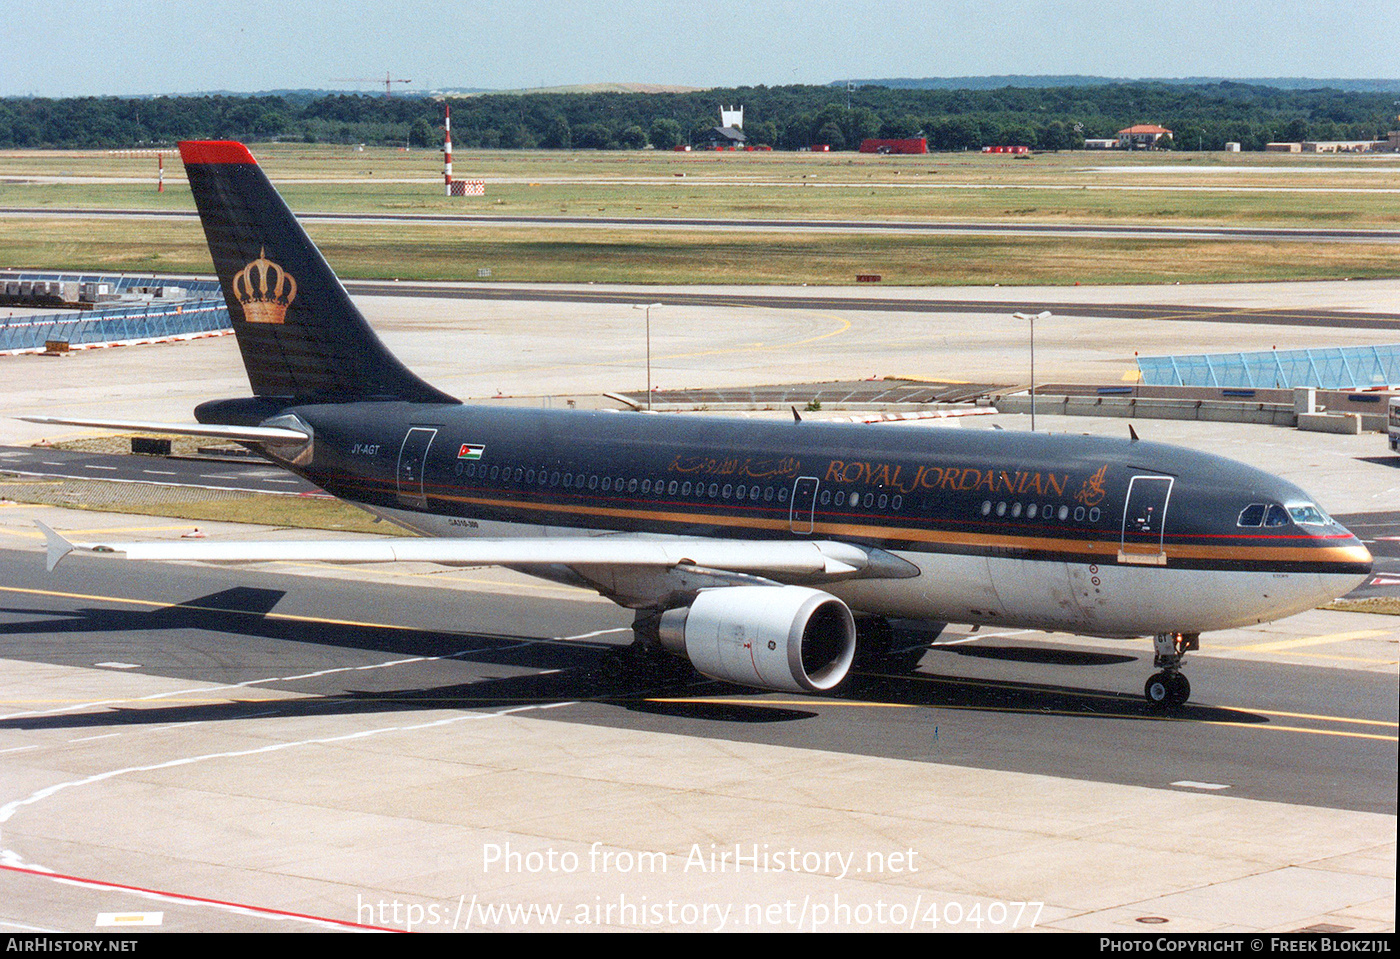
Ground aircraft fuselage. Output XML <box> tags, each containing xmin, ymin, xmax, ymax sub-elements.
<box><xmin>224</xmin><ymin>398</ymin><xmax>1372</xmax><ymax>639</ymax></box>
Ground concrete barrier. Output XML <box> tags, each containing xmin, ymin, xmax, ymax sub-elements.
<box><xmin>1297</xmin><ymin>412</ymin><xmax>1362</xmax><ymax>435</ymax></box>
<box><xmin>993</xmin><ymin>392</ymin><xmax>1297</xmax><ymax>426</ymax></box>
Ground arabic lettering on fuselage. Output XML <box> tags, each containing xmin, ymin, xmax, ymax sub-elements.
<box><xmin>668</xmin><ymin>455</ymin><xmax>803</xmax><ymax>479</ymax></box>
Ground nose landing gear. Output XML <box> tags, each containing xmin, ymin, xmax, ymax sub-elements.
<box><xmin>1145</xmin><ymin>631</ymin><xmax>1198</xmax><ymax>708</ymax></box>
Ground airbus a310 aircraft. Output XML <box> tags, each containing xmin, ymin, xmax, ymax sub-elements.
<box><xmin>28</xmin><ymin>141</ymin><xmax>1373</xmax><ymax>707</ymax></box>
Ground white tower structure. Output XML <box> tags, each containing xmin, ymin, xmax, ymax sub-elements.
<box><xmin>720</xmin><ymin>105</ymin><xmax>744</xmax><ymax>129</ymax></box>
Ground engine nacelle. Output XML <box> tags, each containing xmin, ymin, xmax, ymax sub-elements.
<box><xmin>657</xmin><ymin>585</ymin><xmax>856</xmax><ymax>693</ymax></box>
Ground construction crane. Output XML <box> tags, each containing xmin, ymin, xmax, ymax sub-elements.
<box><xmin>331</xmin><ymin>72</ymin><xmax>413</xmax><ymax>96</ymax></box>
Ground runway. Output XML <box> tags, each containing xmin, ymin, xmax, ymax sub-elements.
<box><xmin>342</xmin><ymin>280</ymin><xmax>1400</xmax><ymax>331</ymax></box>
<box><xmin>6</xmin><ymin>206</ymin><xmax>1400</xmax><ymax>245</ymax></box>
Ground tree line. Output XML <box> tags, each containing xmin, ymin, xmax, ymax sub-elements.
<box><xmin>0</xmin><ymin>82</ymin><xmax>1395</xmax><ymax>152</ymax></box>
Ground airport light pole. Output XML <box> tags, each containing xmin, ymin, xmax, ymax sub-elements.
<box><xmin>633</xmin><ymin>303</ymin><xmax>662</xmax><ymax>409</ymax></box>
<box><xmin>1013</xmin><ymin>311</ymin><xmax>1052</xmax><ymax>431</ymax></box>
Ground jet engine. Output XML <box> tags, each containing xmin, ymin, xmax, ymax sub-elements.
<box><xmin>658</xmin><ymin>585</ymin><xmax>856</xmax><ymax>693</ymax></box>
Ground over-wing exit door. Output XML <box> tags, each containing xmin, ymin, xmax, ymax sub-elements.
<box><xmin>790</xmin><ymin>477</ymin><xmax>819</xmax><ymax>534</ymax></box>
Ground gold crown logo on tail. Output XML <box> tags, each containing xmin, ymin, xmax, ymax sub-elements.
<box><xmin>232</xmin><ymin>248</ymin><xmax>297</xmax><ymax>324</ymax></box>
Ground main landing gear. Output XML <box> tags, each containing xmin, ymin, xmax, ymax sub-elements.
<box><xmin>1144</xmin><ymin>631</ymin><xmax>1198</xmax><ymax>708</ymax></box>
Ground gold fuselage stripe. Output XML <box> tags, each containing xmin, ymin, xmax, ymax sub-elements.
<box><xmin>420</xmin><ymin>490</ymin><xmax>1369</xmax><ymax>567</ymax></box>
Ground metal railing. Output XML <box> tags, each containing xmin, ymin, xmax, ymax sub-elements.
<box><xmin>1137</xmin><ymin>345</ymin><xmax>1400</xmax><ymax>391</ymax></box>
<box><xmin>0</xmin><ymin>271</ymin><xmax>229</xmax><ymax>353</ymax></box>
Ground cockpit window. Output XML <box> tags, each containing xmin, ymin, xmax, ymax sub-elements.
<box><xmin>1287</xmin><ymin>502</ymin><xmax>1331</xmax><ymax>526</ymax></box>
<box><xmin>1237</xmin><ymin>504</ymin><xmax>1266</xmax><ymax>527</ymax></box>
<box><xmin>1240</xmin><ymin>502</ymin><xmax>1299</xmax><ymax>528</ymax></box>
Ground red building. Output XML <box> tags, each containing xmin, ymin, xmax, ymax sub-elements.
<box><xmin>859</xmin><ymin>138</ymin><xmax>928</xmax><ymax>154</ymax></box>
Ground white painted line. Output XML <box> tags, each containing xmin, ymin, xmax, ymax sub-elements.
<box><xmin>0</xmin><ymin>647</ymin><xmax>486</xmax><ymax>721</ymax></box>
<box><xmin>82</xmin><ymin>465</ymin><xmax>117</xmax><ymax>471</ymax></box>
<box><xmin>95</xmin><ymin>661</ymin><xmax>141</xmax><ymax>670</ymax></box>
<box><xmin>1171</xmin><ymin>780</ymin><xmax>1231</xmax><ymax>791</ymax></box>
<box><xmin>67</xmin><ymin>733</ymin><xmax>121</xmax><ymax>743</ymax></box>
<box><xmin>933</xmin><ymin>628</ymin><xmax>1040</xmax><ymax>646</ymax></box>
<box><xmin>556</xmin><ymin>627</ymin><xmax>630</xmax><ymax>641</ymax></box>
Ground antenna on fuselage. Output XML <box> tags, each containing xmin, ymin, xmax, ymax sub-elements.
<box><xmin>1129</xmin><ymin>423</ymin><xmax>1140</xmax><ymax>442</ymax></box>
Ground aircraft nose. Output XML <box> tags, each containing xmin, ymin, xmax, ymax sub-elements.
<box><xmin>1334</xmin><ymin>522</ymin><xmax>1373</xmax><ymax>570</ymax></box>
<box><xmin>1318</xmin><ymin>523</ymin><xmax>1373</xmax><ymax>601</ymax></box>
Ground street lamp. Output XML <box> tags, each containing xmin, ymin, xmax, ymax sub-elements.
<box><xmin>1012</xmin><ymin>311</ymin><xmax>1051</xmax><ymax>431</ymax></box>
<box><xmin>632</xmin><ymin>302</ymin><xmax>662</xmax><ymax>409</ymax></box>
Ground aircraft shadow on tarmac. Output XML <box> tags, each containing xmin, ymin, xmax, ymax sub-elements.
<box><xmin>0</xmin><ymin>588</ymin><xmax>1266</xmax><ymax>731</ymax></box>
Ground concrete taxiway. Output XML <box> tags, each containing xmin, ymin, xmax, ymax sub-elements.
<box><xmin>0</xmin><ymin>281</ymin><xmax>1395</xmax><ymax>932</ymax></box>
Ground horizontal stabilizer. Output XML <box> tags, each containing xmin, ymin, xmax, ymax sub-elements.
<box><xmin>18</xmin><ymin>415</ymin><xmax>308</xmax><ymax>443</ymax></box>
<box><xmin>36</xmin><ymin>521</ymin><xmax>74</xmax><ymax>572</ymax></box>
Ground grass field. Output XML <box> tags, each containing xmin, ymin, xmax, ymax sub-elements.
<box><xmin>2</xmin><ymin>145</ymin><xmax>1398</xmax><ymax>285</ymax></box>
<box><xmin>3</xmin><ymin>214</ymin><xmax>1395</xmax><ymax>286</ymax></box>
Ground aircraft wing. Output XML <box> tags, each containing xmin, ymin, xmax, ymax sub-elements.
<box><xmin>18</xmin><ymin>416</ymin><xmax>309</xmax><ymax>443</ymax></box>
<box><xmin>37</xmin><ymin>522</ymin><xmax>885</xmax><ymax>579</ymax></box>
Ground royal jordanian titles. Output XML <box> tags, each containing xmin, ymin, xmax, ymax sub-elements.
<box><xmin>27</xmin><ymin>141</ymin><xmax>1373</xmax><ymax>708</ymax></box>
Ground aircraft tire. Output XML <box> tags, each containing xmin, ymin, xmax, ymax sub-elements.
<box><xmin>1145</xmin><ymin>671</ymin><xmax>1191</xmax><ymax>708</ymax></box>
<box><xmin>1166</xmin><ymin>672</ymin><xmax>1191</xmax><ymax>706</ymax></box>
<box><xmin>1145</xmin><ymin>673</ymin><xmax>1170</xmax><ymax>707</ymax></box>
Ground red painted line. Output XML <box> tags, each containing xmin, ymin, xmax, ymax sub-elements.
<box><xmin>0</xmin><ymin>861</ymin><xmax>405</xmax><ymax>932</ymax></box>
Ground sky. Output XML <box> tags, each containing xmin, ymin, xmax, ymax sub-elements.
<box><xmin>2</xmin><ymin>0</ymin><xmax>1396</xmax><ymax>97</ymax></box>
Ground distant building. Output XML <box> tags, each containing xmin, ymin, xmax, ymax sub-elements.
<box><xmin>1302</xmin><ymin>140</ymin><xmax>1390</xmax><ymax>153</ymax></box>
<box><xmin>701</xmin><ymin>104</ymin><xmax>747</xmax><ymax>150</ymax></box>
<box><xmin>700</xmin><ymin>126</ymin><xmax>747</xmax><ymax>149</ymax></box>
<box><xmin>1117</xmin><ymin>124</ymin><xmax>1172</xmax><ymax>149</ymax></box>
<box><xmin>1267</xmin><ymin>140</ymin><xmax>1391</xmax><ymax>153</ymax></box>
<box><xmin>1083</xmin><ymin>138</ymin><xmax>1118</xmax><ymax>150</ymax></box>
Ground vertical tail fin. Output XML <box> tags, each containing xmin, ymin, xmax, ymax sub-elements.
<box><xmin>179</xmin><ymin>141</ymin><xmax>457</xmax><ymax>405</ymax></box>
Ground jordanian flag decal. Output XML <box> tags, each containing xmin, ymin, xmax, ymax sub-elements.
<box><xmin>457</xmin><ymin>443</ymin><xmax>485</xmax><ymax>460</ymax></box>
